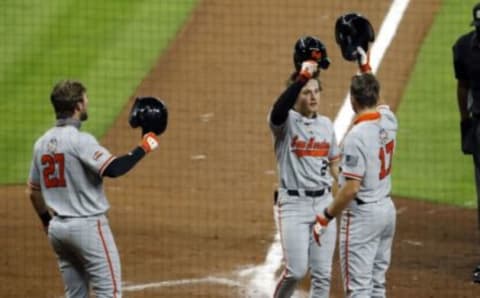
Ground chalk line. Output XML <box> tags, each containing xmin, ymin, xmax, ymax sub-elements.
<box><xmin>123</xmin><ymin>276</ymin><xmax>242</xmax><ymax>291</ymax></box>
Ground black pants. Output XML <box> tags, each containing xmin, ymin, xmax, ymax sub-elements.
<box><xmin>472</xmin><ymin>119</ymin><xmax>480</xmax><ymax>229</ymax></box>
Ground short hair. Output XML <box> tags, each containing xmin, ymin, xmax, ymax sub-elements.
<box><xmin>50</xmin><ymin>80</ymin><xmax>86</xmax><ymax>119</ymax></box>
<box><xmin>350</xmin><ymin>73</ymin><xmax>379</xmax><ymax>108</ymax></box>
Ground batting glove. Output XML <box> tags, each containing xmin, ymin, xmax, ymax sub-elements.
<box><xmin>140</xmin><ymin>132</ymin><xmax>159</xmax><ymax>153</ymax></box>
<box><xmin>313</xmin><ymin>208</ymin><xmax>333</xmax><ymax>245</ymax></box>
<box><xmin>356</xmin><ymin>46</ymin><xmax>371</xmax><ymax>73</ymax></box>
<box><xmin>298</xmin><ymin>60</ymin><xmax>318</xmax><ymax>81</ymax></box>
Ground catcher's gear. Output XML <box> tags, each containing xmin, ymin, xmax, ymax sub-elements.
<box><xmin>129</xmin><ymin>96</ymin><xmax>168</xmax><ymax>136</ymax></box>
<box><xmin>293</xmin><ymin>36</ymin><xmax>330</xmax><ymax>73</ymax></box>
<box><xmin>335</xmin><ymin>12</ymin><xmax>375</xmax><ymax>62</ymax></box>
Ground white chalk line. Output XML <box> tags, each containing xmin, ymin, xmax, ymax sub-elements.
<box><xmin>123</xmin><ymin>276</ymin><xmax>242</xmax><ymax>291</ymax></box>
<box><xmin>120</xmin><ymin>1</ymin><xmax>410</xmax><ymax>296</ymax></box>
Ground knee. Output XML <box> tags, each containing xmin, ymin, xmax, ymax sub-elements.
<box><xmin>287</xmin><ymin>265</ymin><xmax>308</xmax><ymax>281</ymax></box>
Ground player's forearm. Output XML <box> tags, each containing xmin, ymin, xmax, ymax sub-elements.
<box><xmin>457</xmin><ymin>80</ymin><xmax>470</xmax><ymax>120</ymax></box>
<box><xmin>270</xmin><ymin>80</ymin><xmax>306</xmax><ymax>125</ymax></box>
<box><xmin>103</xmin><ymin>147</ymin><xmax>146</xmax><ymax>178</ymax></box>
<box><xmin>29</xmin><ymin>189</ymin><xmax>51</xmax><ymax>227</ymax></box>
<box><xmin>29</xmin><ymin>189</ymin><xmax>48</xmax><ymax>214</ymax></box>
<box><xmin>326</xmin><ymin>180</ymin><xmax>359</xmax><ymax>217</ymax></box>
<box><xmin>329</xmin><ymin>159</ymin><xmax>340</xmax><ymax>182</ymax></box>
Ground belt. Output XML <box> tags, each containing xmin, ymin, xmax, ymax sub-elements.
<box><xmin>355</xmin><ymin>198</ymin><xmax>368</xmax><ymax>205</ymax></box>
<box><xmin>53</xmin><ymin>212</ymin><xmax>101</xmax><ymax>219</ymax></box>
<box><xmin>287</xmin><ymin>187</ymin><xmax>331</xmax><ymax>197</ymax></box>
<box><xmin>355</xmin><ymin>198</ymin><xmax>385</xmax><ymax>205</ymax></box>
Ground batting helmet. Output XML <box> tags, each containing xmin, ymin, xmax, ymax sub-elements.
<box><xmin>129</xmin><ymin>96</ymin><xmax>168</xmax><ymax>136</ymax></box>
<box><xmin>293</xmin><ymin>36</ymin><xmax>330</xmax><ymax>72</ymax></box>
<box><xmin>335</xmin><ymin>13</ymin><xmax>375</xmax><ymax>61</ymax></box>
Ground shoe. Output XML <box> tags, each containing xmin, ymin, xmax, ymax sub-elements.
<box><xmin>473</xmin><ymin>265</ymin><xmax>480</xmax><ymax>283</ymax></box>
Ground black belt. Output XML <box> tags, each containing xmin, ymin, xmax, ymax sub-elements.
<box><xmin>53</xmin><ymin>212</ymin><xmax>100</xmax><ymax>219</ymax></box>
<box><xmin>355</xmin><ymin>198</ymin><xmax>384</xmax><ymax>205</ymax></box>
<box><xmin>287</xmin><ymin>187</ymin><xmax>331</xmax><ymax>197</ymax></box>
<box><xmin>355</xmin><ymin>198</ymin><xmax>367</xmax><ymax>205</ymax></box>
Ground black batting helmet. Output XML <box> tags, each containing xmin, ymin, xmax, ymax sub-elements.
<box><xmin>293</xmin><ymin>36</ymin><xmax>330</xmax><ymax>72</ymax></box>
<box><xmin>335</xmin><ymin>13</ymin><xmax>375</xmax><ymax>61</ymax></box>
<box><xmin>129</xmin><ymin>96</ymin><xmax>168</xmax><ymax>135</ymax></box>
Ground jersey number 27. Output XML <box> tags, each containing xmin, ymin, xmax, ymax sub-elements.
<box><xmin>41</xmin><ymin>153</ymin><xmax>66</xmax><ymax>188</ymax></box>
<box><xmin>378</xmin><ymin>140</ymin><xmax>395</xmax><ymax>180</ymax></box>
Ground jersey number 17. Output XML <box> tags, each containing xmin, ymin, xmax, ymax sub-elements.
<box><xmin>378</xmin><ymin>140</ymin><xmax>395</xmax><ymax>180</ymax></box>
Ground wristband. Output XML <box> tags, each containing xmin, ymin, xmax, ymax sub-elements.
<box><xmin>323</xmin><ymin>208</ymin><xmax>334</xmax><ymax>221</ymax></box>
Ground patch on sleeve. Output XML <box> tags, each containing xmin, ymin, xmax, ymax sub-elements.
<box><xmin>93</xmin><ymin>150</ymin><xmax>104</xmax><ymax>161</ymax></box>
<box><xmin>345</xmin><ymin>155</ymin><xmax>359</xmax><ymax>167</ymax></box>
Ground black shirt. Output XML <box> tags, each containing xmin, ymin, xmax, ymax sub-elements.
<box><xmin>453</xmin><ymin>30</ymin><xmax>480</xmax><ymax>115</ymax></box>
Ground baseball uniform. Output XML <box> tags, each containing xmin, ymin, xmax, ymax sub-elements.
<box><xmin>270</xmin><ymin>106</ymin><xmax>340</xmax><ymax>298</ymax></box>
<box><xmin>28</xmin><ymin>118</ymin><xmax>121</xmax><ymax>298</ymax></box>
<box><xmin>338</xmin><ymin>105</ymin><xmax>397</xmax><ymax>297</ymax></box>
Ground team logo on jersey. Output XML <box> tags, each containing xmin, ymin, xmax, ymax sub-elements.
<box><xmin>379</xmin><ymin>128</ymin><xmax>389</xmax><ymax>145</ymax></box>
<box><xmin>93</xmin><ymin>150</ymin><xmax>104</xmax><ymax>161</ymax></box>
<box><xmin>290</xmin><ymin>135</ymin><xmax>329</xmax><ymax>157</ymax></box>
<box><xmin>47</xmin><ymin>138</ymin><xmax>57</xmax><ymax>153</ymax></box>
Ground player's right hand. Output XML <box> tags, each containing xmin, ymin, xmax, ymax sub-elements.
<box><xmin>140</xmin><ymin>132</ymin><xmax>159</xmax><ymax>153</ymax></box>
<box><xmin>356</xmin><ymin>46</ymin><xmax>371</xmax><ymax>73</ymax></box>
<box><xmin>298</xmin><ymin>60</ymin><xmax>318</xmax><ymax>80</ymax></box>
<box><xmin>312</xmin><ymin>214</ymin><xmax>329</xmax><ymax>246</ymax></box>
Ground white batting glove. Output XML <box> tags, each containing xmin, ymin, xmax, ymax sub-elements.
<box><xmin>299</xmin><ymin>60</ymin><xmax>318</xmax><ymax>80</ymax></box>
<box><xmin>312</xmin><ymin>214</ymin><xmax>329</xmax><ymax>246</ymax></box>
<box><xmin>356</xmin><ymin>46</ymin><xmax>371</xmax><ymax>73</ymax></box>
<box><xmin>140</xmin><ymin>132</ymin><xmax>159</xmax><ymax>153</ymax></box>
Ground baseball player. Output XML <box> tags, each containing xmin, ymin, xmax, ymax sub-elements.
<box><xmin>270</xmin><ymin>36</ymin><xmax>340</xmax><ymax>298</ymax></box>
<box><xmin>27</xmin><ymin>80</ymin><xmax>160</xmax><ymax>297</ymax></box>
<box><xmin>314</xmin><ymin>48</ymin><xmax>397</xmax><ymax>297</ymax></box>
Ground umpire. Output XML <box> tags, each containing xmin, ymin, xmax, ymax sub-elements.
<box><xmin>453</xmin><ymin>2</ymin><xmax>480</xmax><ymax>283</ymax></box>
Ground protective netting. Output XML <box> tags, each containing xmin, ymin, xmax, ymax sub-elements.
<box><xmin>1</xmin><ymin>0</ymin><xmax>479</xmax><ymax>297</ymax></box>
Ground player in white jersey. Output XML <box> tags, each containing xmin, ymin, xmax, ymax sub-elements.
<box><xmin>270</xmin><ymin>36</ymin><xmax>340</xmax><ymax>298</ymax></box>
<box><xmin>313</xmin><ymin>48</ymin><xmax>398</xmax><ymax>297</ymax></box>
<box><xmin>27</xmin><ymin>80</ymin><xmax>160</xmax><ymax>298</ymax></box>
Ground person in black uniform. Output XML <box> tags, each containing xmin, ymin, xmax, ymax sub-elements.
<box><xmin>452</xmin><ymin>2</ymin><xmax>480</xmax><ymax>283</ymax></box>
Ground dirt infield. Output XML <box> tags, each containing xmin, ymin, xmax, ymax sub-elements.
<box><xmin>2</xmin><ymin>0</ymin><xmax>480</xmax><ymax>297</ymax></box>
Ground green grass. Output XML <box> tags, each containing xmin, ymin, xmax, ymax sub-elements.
<box><xmin>0</xmin><ymin>0</ymin><xmax>197</xmax><ymax>184</ymax></box>
<box><xmin>393</xmin><ymin>0</ymin><xmax>478</xmax><ymax>207</ymax></box>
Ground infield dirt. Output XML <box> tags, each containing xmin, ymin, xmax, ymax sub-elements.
<box><xmin>2</xmin><ymin>0</ymin><xmax>480</xmax><ymax>297</ymax></box>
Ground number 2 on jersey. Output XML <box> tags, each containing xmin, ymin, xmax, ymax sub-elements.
<box><xmin>41</xmin><ymin>153</ymin><xmax>66</xmax><ymax>188</ymax></box>
<box><xmin>378</xmin><ymin>140</ymin><xmax>394</xmax><ymax>180</ymax></box>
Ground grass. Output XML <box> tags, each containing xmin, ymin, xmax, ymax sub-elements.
<box><xmin>393</xmin><ymin>0</ymin><xmax>478</xmax><ymax>207</ymax></box>
<box><xmin>0</xmin><ymin>0</ymin><xmax>197</xmax><ymax>184</ymax></box>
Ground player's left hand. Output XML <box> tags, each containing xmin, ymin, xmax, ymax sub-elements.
<box><xmin>313</xmin><ymin>213</ymin><xmax>329</xmax><ymax>246</ymax></box>
<box><xmin>356</xmin><ymin>46</ymin><xmax>371</xmax><ymax>73</ymax></box>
